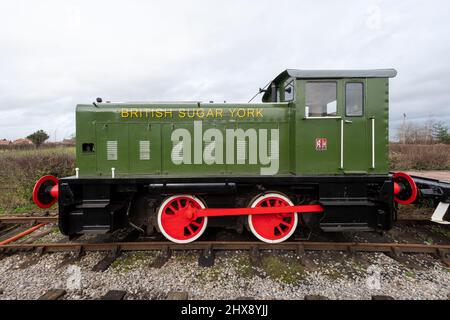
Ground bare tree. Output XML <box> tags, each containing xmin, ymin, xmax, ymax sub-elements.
<box><xmin>396</xmin><ymin>118</ymin><xmax>447</xmax><ymax>144</ymax></box>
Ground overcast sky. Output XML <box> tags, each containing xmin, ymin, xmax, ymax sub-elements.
<box><xmin>0</xmin><ymin>0</ymin><xmax>449</xmax><ymax>141</ymax></box>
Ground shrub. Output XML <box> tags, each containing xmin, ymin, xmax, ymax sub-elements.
<box><xmin>389</xmin><ymin>144</ymin><xmax>450</xmax><ymax>170</ymax></box>
<box><xmin>0</xmin><ymin>147</ymin><xmax>75</xmax><ymax>214</ymax></box>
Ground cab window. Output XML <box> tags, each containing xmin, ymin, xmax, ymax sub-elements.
<box><xmin>305</xmin><ymin>82</ymin><xmax>337</xmax><ymax>117</ymax></box>
<box><xmin>345</xmin><ymin>83</ymin><xmax>364</xmax><ymax>116</ymax></box>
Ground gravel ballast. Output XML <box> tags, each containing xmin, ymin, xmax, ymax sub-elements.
<box><xmin>0</xmin><ymin>250</ymin><xmax>448</xmax><ymax>300</ymax></box>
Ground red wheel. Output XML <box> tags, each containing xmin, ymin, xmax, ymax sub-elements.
<box><xmin>393</xmin><ymin>172</ymin><xmax>418</xmax><ymax>205</ymax></box>
<box><xmin>157</xmin><ymin>195</ymin><xmax>208</xmax><ymax>243</ymax></box>
<box><xmin>248</xmin><ymin>193</ymin><xmax>298</xmax><ymax>243</ymax></box>
<box><xmin>32</xmin><ymin>175</ymin><xmax>59</xmax><ymax>209</ymax></box>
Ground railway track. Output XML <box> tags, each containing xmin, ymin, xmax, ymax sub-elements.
<box><xmin>0</xmin><ymin>215</ymin><xmax>58</xmax><ymax>224</ymax></box>
<box><xmin>0</xmin><ymin>214</ymin><xmax>449</xmax><ymax>300</ymax></box>
<box><xmin>1</xmin><ymin>239</ymin><xmax>449</xmax><ymax>271</ymax></box>
<box><xmin>0</xmin><ymin>240</ymin><xmax>448</xmax><ymax>255</ymax></box>
<box><xmin>0</xmin><ymin>215</ymin><xmax>448</xmax><ymax>262</ymax></box>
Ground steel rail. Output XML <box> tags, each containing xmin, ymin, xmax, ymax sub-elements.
<box><xmin>0</xmin><ymin>216</ymin><xmax>58</xmax><ymax>224</ymax></box>
<box><xmin>0</xmin><ymin>223</ymin><xmax>47</xmax><ymax>245</ymax></box>
<box><xmin>0</xmin><ymin>241</ymin><xmax>448</xmax><ymax>255</ymax></box>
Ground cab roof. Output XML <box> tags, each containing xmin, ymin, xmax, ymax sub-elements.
<box><xmin>262</xmin><ymin>68</ymin><xmax>397</xmax><ymax>101</ymax></box>
<box><xmin>273</xmin><ymin>68</ymin><xmax>397</xmax><ymax>81</ymax></box>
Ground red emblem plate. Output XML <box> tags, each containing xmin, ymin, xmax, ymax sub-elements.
<box><xmin>315</xmin><ymin>138</ymin><xmax>327</xmax><ymax>151</ymax></box>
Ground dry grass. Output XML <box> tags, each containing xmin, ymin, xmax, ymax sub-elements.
<box><xmin>389</xmin><ymin>143</ymin><xmax>450</xmax><ymax>170</ymax></box>
<box><xmin>0</xmin><ymin>147</ymin><xmax>75</xmax><ymax>214</ymax></box>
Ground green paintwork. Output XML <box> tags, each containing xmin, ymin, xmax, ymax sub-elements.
<box><xmin>75</xmin><ymin>71</ymin><xmax>391</xmax><ymax>177</ymax></box>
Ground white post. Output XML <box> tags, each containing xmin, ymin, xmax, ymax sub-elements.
<box><xmin>372</xmin><ymin>118</ymin><xmax>375</xmax><ymax>169</ymax></box>
<box><xmin>111</xmin><ymin>168</ymin><xmax>115</xmax><ymax>179</ymax></box>
<box><xmin>75</xmin><ymin>168</ymin><xmax>79</xmax><ymax>179</ymax></box>
<box><xmin>340</xmin><ymin>119</ymin><xmax>344</xmax><ymax>169</ymax></box>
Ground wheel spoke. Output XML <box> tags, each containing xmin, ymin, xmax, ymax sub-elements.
<box><xmin>158</xmin><ymin>195</ymin><xmax>207</xmax><ymax>243</ymax></box>
<box><xmin>190</xmin><ymin>221</ymin><xmax>202</xmax><ymax>227</ymax></box>
<box><xmin>249</xmin><ymin>193</ymin><xmax>298</xmax><ymax>243</ymax></box>
<box><xmin>167</xmin><ymin>205</ymin><xmax>178</xmax><ymax>214</ymax></box>
<box><xmin>276</xmin><ymin>225</ymin><xmax>283</xmax><ymax>235</ymax></box>
<box><xmin>280</xmin><ymin>221</ymin><xmax>291</xmax><ymax>227</ymax></box>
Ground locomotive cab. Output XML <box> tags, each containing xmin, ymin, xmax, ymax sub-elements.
<box><xmin>262</xmin><ymin>69</ymin><xmax>396</xmax><ymax>175</ymax></box>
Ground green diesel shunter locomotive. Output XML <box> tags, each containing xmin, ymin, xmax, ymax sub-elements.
<box><xmin>33</xmin><ymin>68</ymin><xmax>425</xmax><ymax>243</ymax></box>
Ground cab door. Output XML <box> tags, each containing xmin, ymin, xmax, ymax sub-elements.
<box><xmin>342</xmin><ymin>81</ymin><xmax>369</xmax><ymax>172</ymax></box>
<box><xmin>297</xmin><ymin>80</ymin><xmax>341</xmax><ymax>174</ymax></box>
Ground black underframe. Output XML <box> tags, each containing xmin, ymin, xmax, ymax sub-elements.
<box><xmin>58</xmin><ymin>174</ymin><xmax>396</xmax><ymax>236</ymax></box>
